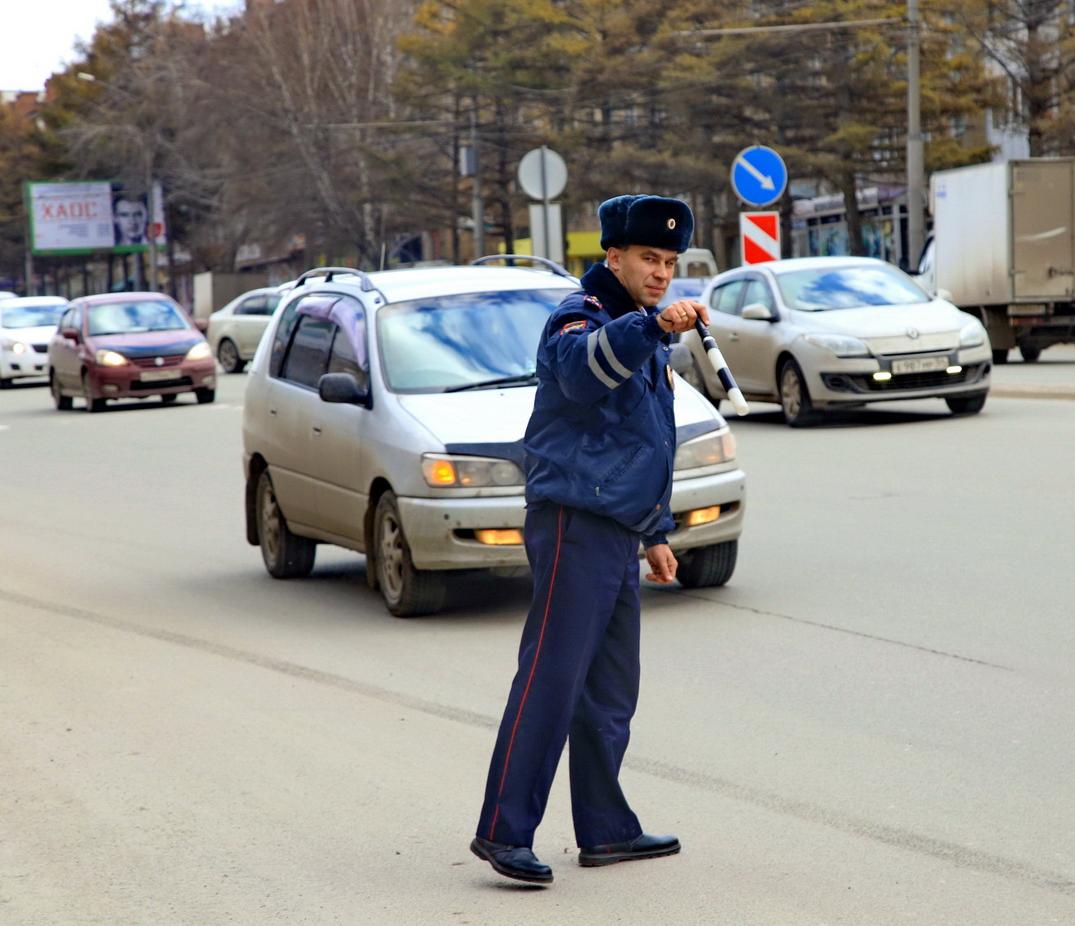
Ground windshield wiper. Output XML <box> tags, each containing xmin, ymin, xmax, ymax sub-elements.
<box><xmin>443</xmin><ymin>372</ymin><xmax>538</xmax><ymax>393</ymax></box>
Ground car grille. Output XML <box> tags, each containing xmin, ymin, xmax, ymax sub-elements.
<box><xmin>32</xmin><ymin>343</ymin><xmax>48</xmax><ymax>353</ymax></box>
<box><xmin>823</xmin><ymin>363</ymin><xmax>988</xmax><ymax>394</ymax></box>
<box><xmin>129</xmin><ymin>354</ymin><xmax>185</xmax><ymax>368</ymax></box>
<box><xmin>864</xmin><ymin>333</ymin><xmax>957</xmax><ymax>355</ymax></box>
<box><xmin>130</xmin><ymin>376</ymin><xmax>193</xmax><ymax>390</ymax></box>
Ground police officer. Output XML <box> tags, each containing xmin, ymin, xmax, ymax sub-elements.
<box><xmin>471</xmin><ymin>195</ymin><xmax>709</xmax><ymax>884</ymax></box>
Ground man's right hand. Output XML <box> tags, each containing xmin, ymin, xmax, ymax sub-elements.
<box><xmin>656</xmin><ymin>299</ymin><xmax>709</xmax><ymax>334</ymax></box>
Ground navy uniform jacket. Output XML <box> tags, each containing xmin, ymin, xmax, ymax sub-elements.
<box><xmin>524</xmin><ymin>263</ymin><xmax>677</xmax><ymax>547</ymax></box>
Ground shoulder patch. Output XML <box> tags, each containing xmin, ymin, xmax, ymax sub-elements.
<box><xmin>560</xmin><ymin>319</ymin><xmax>588</xmax><ymax>335</ymax></box>
<box><xmin>583</xmin><ymin>295</ymin><xmax>604</xmax><ymax>311</ymax></box>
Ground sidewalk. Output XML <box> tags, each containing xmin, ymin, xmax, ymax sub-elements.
<box><xmin>989</xmin><ymin>344</ymin><xmax>1075</xmax><ymax>400</ymax></box>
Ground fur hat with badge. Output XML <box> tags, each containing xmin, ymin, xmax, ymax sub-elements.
<box><xmin>598</xmin><ymin>194</ymin><xmax>694</xmax><ymax>253</ymax></box>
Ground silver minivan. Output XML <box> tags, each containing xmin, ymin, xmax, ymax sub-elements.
<box><xmin>242</xmin><ymin>263</ymin><xmax>746</xmax><ymax>616</ymax></box>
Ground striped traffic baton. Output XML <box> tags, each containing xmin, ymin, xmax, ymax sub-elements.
<box><xmin>694</xmin><ymin>319</ymin><xmax>750</xmax><ymax>416</ymax></box>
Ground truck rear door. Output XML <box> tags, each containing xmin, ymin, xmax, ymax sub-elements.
<box><xmin>1011</xmin><ymin>160</ymin><xmax>1075</xmax><ymax>301</ymax></box>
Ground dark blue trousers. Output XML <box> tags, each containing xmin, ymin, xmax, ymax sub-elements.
<box><xmin>477</xmin><ymin>503</ymin><xmax>643</xmax><ymax>849</ymax></box>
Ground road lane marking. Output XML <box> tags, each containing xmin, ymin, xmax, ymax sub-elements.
<box><xmin>5</xmin><ymin>585</ymin><xmax>1072</xmax><ymax>899</ymax></box>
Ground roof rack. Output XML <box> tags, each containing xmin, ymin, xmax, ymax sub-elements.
<box><xmin>294</xmin><ymin>266</ymin><xmax>387</xmax><ymax>302</ymax></box>
<box><xmin>471</xmin><ymin>254</ymin><xmax>577</xmax><ymax>281</ymax></box>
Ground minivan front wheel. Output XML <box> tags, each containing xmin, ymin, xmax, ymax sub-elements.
<box><xmin>676</xmin><ymin>540</ymin><xmax>738</xmax><ymax>588</ymax></box>
<box><xmin>373</xmin><ymin>490</ymin><xmax>446</xmax><ymax>617</ymax></box>
<box><xmin>256</xmin><ymin>471</ymin><xmax>316</xmax><ymax>578</ymax></box>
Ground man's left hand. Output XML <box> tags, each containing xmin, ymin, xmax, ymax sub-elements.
<box><xmin>644</xmin><ymin>543</ymin><xmax>678</xmax><ymax>584</ymax></box>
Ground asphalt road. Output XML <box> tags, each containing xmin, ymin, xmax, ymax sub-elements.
<box><xmin>1</xmin><ymin>367</ymin><xmax>1073</xmax><ymax>925</ymax></box>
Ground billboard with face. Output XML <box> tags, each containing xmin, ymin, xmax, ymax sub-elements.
<box><xmin>26</xmin><ymin>180</ymin><xmax>167</xmax><ymax>254</ymax></box>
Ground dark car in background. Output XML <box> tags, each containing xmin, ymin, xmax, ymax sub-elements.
<box><xmin>48</xmin><ymin>292</ymin><xmax>217</xmax><ymax>412</ymax></box>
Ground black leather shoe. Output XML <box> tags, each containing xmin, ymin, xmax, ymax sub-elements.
<box><xmin>578</xmin><ymin>832</ymin><xmax>681</xmax><ymax>867</ymax></box>
<box><xmin>470</xmin><ymin>837</ymin><xmax>553</xmax><ymax>884</ymax></box>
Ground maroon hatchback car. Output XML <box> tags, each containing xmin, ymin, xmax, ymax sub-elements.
<box><xmin>48</xmin><ymin>293</ymin><xmax>216</xmax><ymax>412</ymax></box>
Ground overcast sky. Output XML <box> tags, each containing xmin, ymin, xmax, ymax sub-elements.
<box><xmin>1</xmin><ymin>1</ymin><xmax>242</xmax><ymax>92</ymax></box>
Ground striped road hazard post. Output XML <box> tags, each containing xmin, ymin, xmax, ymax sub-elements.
<box><xmin>739</xmin><ymin>211</ymin><xmax>780</xmax><ymax>265</ymax></box>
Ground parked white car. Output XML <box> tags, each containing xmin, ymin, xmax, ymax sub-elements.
<box><xmin>679</xmin><ymin>256</ymin><xmax>992</xmax><ymax>426</ymax></box>
<box><xmin>242</xmin><ymin>262</ymin><xmax>747</xmax><ymax>616</ymax></box>
<box><xmin>0</xmin><ymin>295</ymin><xmax>69</xmax><ymax>387</ymax></box>
<box><xmin>207</xmin><ymin>284</ymin><xmax>292</xmax><ymax>373</ymax></box>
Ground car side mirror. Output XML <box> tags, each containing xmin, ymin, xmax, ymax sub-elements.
<box><xmin>62</xmin><ymin>328</ymin><xmax>80</xmax><ymax>343</ymax></box>
<box><xmin>741</xmin><ymin>302</ymin><xmax>774</xmax><ymax>321</ymax></box>
<box><xmin>318</xmin><ymin>371</ymin><xmax>370</xmax><ymax>407</ymax></box>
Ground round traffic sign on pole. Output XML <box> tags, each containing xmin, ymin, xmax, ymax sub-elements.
<box><xmin>518</xmin><ymin>147</ymin><xmax>567</xmax><ymax>201</ymax></box>
<box><xmin>730</xmin><ymin>145</ymin><xmax>788</xmax><ymax>208</ymax></box>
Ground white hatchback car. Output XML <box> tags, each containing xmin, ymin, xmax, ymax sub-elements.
<box><xmin>0</xmin><ymin>295</ymin><xmax>69</xmax><ymax>387</ymax></box>
<box><xmin>242</xmin><ymin>262</ymin><xmax>747</xmax><ymax>616</ymax></box>
<box><xmin>679</xmin><ymin>257</ymin><xmax>992</xmax><ymax>426</ymax></box>
<box><xmin>208</xmin><ymin>284</ymin><xmax>293</xmax><ymax>374</ymax></box>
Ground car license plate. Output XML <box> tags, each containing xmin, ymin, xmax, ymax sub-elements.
<box><xmin>139</xmin><ymin>369</ymin><xmax>176</xmax><ymax>382</ymax></box>
<box><xmin>891</xmin><ymin>356</ymin><xmax>948</xmax><ymax>375</ymax></box>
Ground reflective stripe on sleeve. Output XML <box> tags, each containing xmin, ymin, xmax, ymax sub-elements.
<box><xmin>586</xmin><ymin>330</ymin><xmax>621</xmax><ymax>389</ymax></box>
<box><xmin>597</xmin><ymin>327</ymin><xmax>633</xmax><ymax>380</ymax></box>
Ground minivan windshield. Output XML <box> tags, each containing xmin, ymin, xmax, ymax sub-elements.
<box><xmin>377</xmin><ymin>289</ymin><xmax>568</xmax><ymax>393</ymax></box>
<box><xmin>88</xmin><ymin>300</ymin><xmax>191</xmax><ymax>336</ymax></box>
<box><xmin>775</xmin><ymin>264</ymin><xmax>929</xmax><ymax>311</ymax></box>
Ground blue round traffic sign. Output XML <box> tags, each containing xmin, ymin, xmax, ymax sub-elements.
<box><xmin>730</xmin><ymin>145</ymin><xmax>788</xmax><ymax>208</ymax></box>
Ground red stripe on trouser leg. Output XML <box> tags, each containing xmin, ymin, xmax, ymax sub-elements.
<box><xmin>487</xmin><ymin>505</ymin><xmax>565</xmax><ymax>841</ymax></box>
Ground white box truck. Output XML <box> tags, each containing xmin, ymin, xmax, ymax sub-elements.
<box><xmin>916</xmin><ymin>158</ymin><xmax>1075</xmax><ymax>362</ymax></box>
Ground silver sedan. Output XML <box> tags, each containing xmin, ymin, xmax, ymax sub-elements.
<box><xmin>678</xmin><ymin>256</ymin><xmax>992</xmax><ymax>426</ymax></box>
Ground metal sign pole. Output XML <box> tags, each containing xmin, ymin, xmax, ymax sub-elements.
<box><xmin>540</xmin><ymin>146</ymin><xmax>550</xmax><ymax>259</ymax></box>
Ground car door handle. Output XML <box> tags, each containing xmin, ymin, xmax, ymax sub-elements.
<box><xmin>268</xmin><ymin>407</ymin><xmax>277</xmax><ymax>416</ymax></box>
<box><xmin>312</xmin><ymin>425</ymin><xmax>322</xmax><ymax>435</ymax></box>
<box><xmin>728</xmin><ymin>332</ymin><xmax>740</xmax><ymax>341</ymax></box>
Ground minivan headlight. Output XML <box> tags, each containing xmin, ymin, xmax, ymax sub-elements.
<box><xmin>959</xmin><ymin>320</ymin><xmax>987</xmax><ymax>348</ymax></box>
<box><xmin>95</xmin><ymin>349</ymin><xmax>128</xmax><ymax>367</ymax></box>
<box><xmin>804</xmin><ymin>334</ymin><xmax>870</xmax><ymax>357</ymax></box>
<box><xmin>421</xmin><ymin>454</ymin><xmax>524</xmax><ymax>488</ymax></box>
<box><xmin>674</xmin><ymin>428</ymin><xmax>736</xmax><ymax>470</ymax></box>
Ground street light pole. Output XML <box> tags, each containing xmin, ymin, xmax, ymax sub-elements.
<box><xmin>906</xmin><ymin>0</ymin><xmax>925</xmax><ymax>267</ymax></box>
<box><xmin>145</xmin><ymin>157</ymin><xmax>159</xmax><ymax>291</ymax></box>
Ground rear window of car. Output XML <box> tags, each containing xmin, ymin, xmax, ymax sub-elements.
<box><xmin>87</xmin><ymin>300</ymin><xmax>190</xmax><ymax>335</ymax></box>
<box><xmin>376</xmin><ymin>288</ymin><xmax>566</xmax><ymax>393</ymax></box>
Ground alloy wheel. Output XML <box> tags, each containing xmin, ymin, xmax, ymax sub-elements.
<box><xmin>377</xmin><ymin>509</ymin><xmax>405</xmax><ymax>603</ymax></box>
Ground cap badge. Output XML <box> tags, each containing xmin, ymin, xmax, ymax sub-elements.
<box><xmin>667</xmin><ymin>218</ymin><xmax>676</xmax><ymax>230</ymax></box>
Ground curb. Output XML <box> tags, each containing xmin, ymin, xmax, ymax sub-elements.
<box><xmin>990</xmin><ymin>385</ymin><xmax>1075</xmax><ymax>401</ymax></box>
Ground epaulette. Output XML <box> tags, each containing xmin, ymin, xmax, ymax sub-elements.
<box><xmin>583</xmin><ymin>295</ymin><xmax>604</xmax><ymax>311</ymax></box>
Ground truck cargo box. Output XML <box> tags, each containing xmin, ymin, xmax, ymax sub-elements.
<box><xmin>930</xmin><ymin>159</ymin><xmax>1075</xmax><ymax>306</ymax></box>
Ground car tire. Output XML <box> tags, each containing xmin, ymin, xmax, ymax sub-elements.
<box><xmin>82</xmin><ymin>372</ymin><xmax>106</xmax><ymax>413</ymax></box>
<box><xmin>0</xmin><ymin>377</ymin><xmax>11</xmax><ymax>390</ymax></box>
<box><xmin>373</xmin><ymin>490</ymin><xmax>447</xmax><ymax>617</ymax></box>
<box><xmin>992</xmin><ymin>348</ymin><xmax>1009</xmax><ymax>364</ymax></box>
<box><xmin>1018</xmin><ymin>343</ymin><xmax>1042</xmax><ymax>363</ymax></box>
<box><xmin>779</xmin><ymin>358</ymin><xmax>817</xmax><ymax>427</ymax></box>
<box><xmin>50</xmin><ymin>373</ymin><xmax>73</xmax><ymax>410</ymax></box>
<box><xmin>945</xmin><ymin>393</ymin><xmax>987</xmax><ymax>416</ymax></box>
<box><xmin>218</xmin><ymin>338</ymin><xmax>245</xmax><ymax>374</ymax></box>
<box><xmin>195</xmin><ymin>388</ymin><xmax>215</xmax><ymax>404</ymax></box>
<box><xmin>160</xmin><ymin>393</ymin><xmax>178</xmax><ymax>405</ymax></box>
<box><xmin>256</xmin><ymin>470</ymin><xmax>316</xmax><ymax>579</ymax></box>
<box><xmin>676</xmin><ymin>540</ymin><xmax>738</xmax><ymax>588</ymax></box>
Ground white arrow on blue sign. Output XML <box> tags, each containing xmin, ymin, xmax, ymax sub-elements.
<box><xmin>730</xmin><ymin>145</ymin><xmax>788</xmax><ymax>208</ymax></box>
